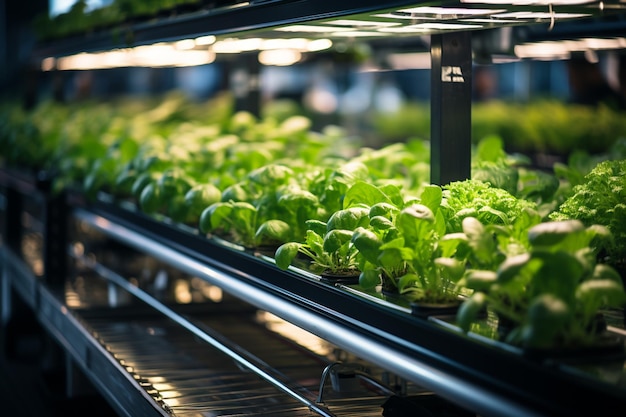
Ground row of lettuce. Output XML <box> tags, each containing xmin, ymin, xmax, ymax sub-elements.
<box><xmin>1</xmin><ymin>95</ymin><xmax>625</xmax><ymax>351</ymax></box>
<box><xmin>373</xmin><ymin>100</ymin><xmax>626</xmax><ymax>157</ymax></box>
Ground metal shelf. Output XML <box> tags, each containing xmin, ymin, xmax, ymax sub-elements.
<box><xmin>32</xmin><ymin>1</ymin><xmax>626</xmax><ymax>59</ymax></box>
<box><xmin>11</xmin><ymin>2</ymin><xmax>626</xmax><ymax>416</ymax></box>
<box><xmin>36</xmin><ymin>283</ymin><xmax>173</xmax><ymax>417</ymax></box>
<box><xmin>33</xmin><ymin>0</ymin><xmax>422</xmax><ymax>58</ymax></box>
<box><xmin>2</xmin><ymin>171</ymin><xmax>626</xmax><ymax>417</ymax></box>
<box><xmin>68</xmin><ymin>197</ymin><xmax>626</xmax><ymax>417</ymax></box>
<box><xmin>24</xmin><ymin>227</ymin><xmax>425</xmax><ymax>417</ymax></box>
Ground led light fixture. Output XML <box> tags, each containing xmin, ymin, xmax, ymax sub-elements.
<box><xmin>42</xmin><ymin>1</ymin><xmax>626</xmax><ymax>70</ymax></box>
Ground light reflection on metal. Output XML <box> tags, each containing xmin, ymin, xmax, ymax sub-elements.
<box><xmin>257</xmin><ymin>311</ymin><xmax>334</xmax><ymax>357</ymax></box>
<box><xmin>33</xmin><ymin>259</ymin><xmax>44</xmax><ymax>276</ymax></box>
<box><xmin>195</xmin><ymin>35</ymin><xmax>216</xmax><ymax>46</ymax></box>
<box><xmin>174</xmin><ymin>279</ymin><xmax>192</xmax><ymax>304</ymax></box>
<box><xmin>73</xmin><ymin>242</ymin><xmax>85</xmax><ymax>257</ymax></box>
<box><xmin>46</xmin><ymin>45</ymin><xmax>216</xmax><ymax>70</ymax></box>
<box><xmin>275</xmin><ymin>25</ymin><xmax>353</xmax><ymax>33</ymax></box>
<box><xmin>44</xmin><ymin>36</ymin><xmax>332</xmax><ymax>70</ymax></box>
<box><xmin>324</xmin><ymin>19</ymin><xmax>402</xmax><ymax>27</ymax></box>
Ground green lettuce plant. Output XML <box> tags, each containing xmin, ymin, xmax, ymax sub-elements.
<box><xmin>457</xmin><ymin>219</ymin><xmax>626</xmax><ymax>350</ymax></box>
<box><xmin>274</xmin><ymin>206</ymin><xmax>370</xmax><ymax>275</ymax></box>
<box><xmin>441</xmin><ymin>179</ymin><xmax>537</xmax><ymax>233</ymax></box>
<box><xmin>274</xmin><ymin>181</ymin><xmax>404</xmax><ymax>275</ymax></box>
<box><xmin>197</xmin><ymin>163</ymin><xmax>309</xmax><ymax>248</ymax></box>
<box><xmin>352</xmin><ymin>185</ymin><xmax>466</xmax><ymax>304</ymax></box>
<box><xmin>199</xmin><ymin>200</ymin><xmax>291</xmax><ymax>249</ymax></box>
<box><xmin>550</xmin><ymin>159</ymin><xmax>626</xmax><ymax>267</ymax></box>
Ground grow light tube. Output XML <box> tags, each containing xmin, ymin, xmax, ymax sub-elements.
<box><xmin>387</xmin><ymin>52</ymin><xmax>432</xmax><ymax>70</ymax></box>
<box><xmin>514</xmin><ymin>37</ymin><xmax>626</xmax><ymax>59</ymax></box>
<box><xmin>397</xmin><ymin>6</ymin><xmax>505</xmax><ymax>16</ymax></box>
<box><xmin>374</xmin><ymin>9</ymin><xmax>505</xmax><ymax>21</ymax></box>
<box><xmin>328</xmin><ymin>31</ymin><xmax>390</xmax><ymax>37</ymax></box>
<box><xmin>492</xmin><ymin>11</ymin><xmax>591</xmax><ymax>18</ymax></box>
<box><xmin>461</xmin><ymin>0</ymin><xmax>595</xmax><ymax>4</ymax></box>
<box><xmin>258</xmin><ymin>49</ymin><xmax>302</xmax><ymax>66</ymax></box>
<box><xmin>42</xmin><ymin>36</ymin><xmax>333</xmax><ymax>70</ymax></box>
<box><xmin>275</xmin><ymin>25</ymin><xmax>353</xmax><ymax>33</ymax></box>
<box><xmin>46</xmin><ymin>46</ymin><xmax>217</xmax><ymax>70</ymax></box>
<box><xmin>324</xmin><ymin>19</ymin><xmax>402</xmax><ymax>28</ymax></box>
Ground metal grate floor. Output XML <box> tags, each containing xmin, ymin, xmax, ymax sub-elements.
<box><xmin>81</xmin><ymin>309</ymin><xmax>391</xmax><ymax>417</ymax></box>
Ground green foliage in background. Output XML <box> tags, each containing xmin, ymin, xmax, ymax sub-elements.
<box><xmin>372</xmin><ymin>100</ymin><xmax>626</xmax><ymax>156</ymax></box>
<box><xmin>34</xmin><ymin>0</ymin><xmax>204</xmax><ymax>40</ymax></box>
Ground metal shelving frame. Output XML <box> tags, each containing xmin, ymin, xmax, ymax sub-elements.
<box><xmin>4</xmin><ymin>1</ymin><xmax>626</xmax><ymax>416</ymax></box>
<box><xmin>31</xmin><ymin>1</ymin><xmax>626</xmax><ymax>186</ymax></box>
<box><xmin>64</xmin><ymin>197</ymin><xmax>626</xmax><ymax>417</ymax></box>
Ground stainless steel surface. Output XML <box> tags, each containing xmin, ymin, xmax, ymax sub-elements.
<box><xmin>73</xmin><ymin>252</ymin><xmax>338</xmax><ymax>416</ymax></box>
<box><xmin>66</xmin><ymin>223</ymin><xmax>438</xmax><ymax>416</ymax></box>
<box><xmin>73</xmin><ymin>207</ymin><xmax>539</xmax><ymax>417</ymax></box>
<box><xmin>76</xmin><ymin>293</ymin><xmax>395</xmax><ymax>416</ymax></box>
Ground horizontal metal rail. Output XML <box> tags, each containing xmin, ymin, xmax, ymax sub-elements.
<box><xmin>73</xmin><ymin>207</ymin><xmax>543</xmax><ymax>417</ymax></box>
<box><xmin>70</xmin><ymin>250</ymin><xmax>335</xmax><ymax>417</ymax></box>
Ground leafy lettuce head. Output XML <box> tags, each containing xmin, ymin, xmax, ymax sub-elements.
<box><xmin>441</xmin><ymin>179</ymin><xmax>536</xmax><ymax>233</ymax></box>
<box><xmin>550</xmin><ymin>159</ymin><xmax>626</xmax><ymax>263</ymax></box>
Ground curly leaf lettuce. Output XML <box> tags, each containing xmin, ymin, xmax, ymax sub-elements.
<box><xmin>550</xmin><ymin>159</ymin><xmax>626</xmax><ymax>263</ymax></box>
<box><xmin>441</xmin><ymin>179</ymin><xmax>537</xmax><ymax>233</ymax></box>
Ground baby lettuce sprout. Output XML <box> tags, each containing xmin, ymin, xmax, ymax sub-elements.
<box><xmin>327</xmin><ymin>207</ymin><xmax>370</xmax><ymax>231</ymax></box>
<box><xmin>175</xmin><ymin>183</ymin><xmax>221</xmax><ymax>224</ymax></box>
<box><xmin>520</xmin><ymin>294</ymin><xmax>571</xmax><ymax>350</ymax></box>
<box><xmin>139</xmin><ymin>182</ymin><xmax>163</xmax><ymax>214</ymax></box>
<box><xmin>199</xmin><ymin>201</ymin><xmax>257</xmax><ymax>247</ymax></box>
<box><xmin>369</xmin><ymin>202</ymin><xmax>400</xmax><ymax>220</ymax></box>
<box><xmin>351</xmin><ymin>227</ymin><xmax>384</xmax><ymax>268</ymax></box>
<box><xmin>457</xmin><ymin>292</ymin><xmax>488</xmax><ymax>332</ymax></box>
<box><xmin>527</xmin><ymin>219</ymin><xmax>585</xmax><ymax>247</ymax></box>
<box><xmin>276</xmin><ymin>187</ymin><xmax>322</xmax><ymax>241</ymax></box>
<box><xmin>157</xmin><ymin>168</ymin><xmax>195</xmax><ymax>200</ymax></box>
<box><xmin>274</xmin><ymin>208</ymin><xmax>368</xmax><ymax>274</ymax></box>
<box><xmin>221</xmin><ymin>183</ymin><xmax>249</xmax><ymax>202</ymax></box>
<box><xmin>276</xmin><ymin>115</ymin><xmax>312</xmax><ymax>137</ymax></box>
<box><xmin>254</xmin><ymin>220</ymin><xmax>291</xmax><ymax>248</ymax></box>
<box><xmin>248</xmin><ymin>164</ymin><xmax>294</xmax><ymax>187</ymax></box>
<box><xmin>316</xmin><ymin>161</ymin><xmax>370</xmax><ymax>214</ymax></box>
<box><xmin>275</xmin><ymin>228</ymin><xmax>359</xmax><ymax>274</ymax></box>
<box><xmin>155</xmin><ymin>168</ymin><xmax>196</xmax><ymax>220</ymax></box>
<box><xmin>229</xmin><ymin>111</ymin><xmax>257</xmax><ymax>134</ymax></box>
<box><xmin>113</xmin><ymin>167</ymin><xmax>138</xmax><ymax>198</ymax></box>
<box><xmin>460</xmin><ymin>217</ymin><xmax>506</xmax><ymax>270</ymax></box>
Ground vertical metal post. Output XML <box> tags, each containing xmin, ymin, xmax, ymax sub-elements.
<box><xmin>430</xmin><ymin>32</ymin><xmax>473</xmax><ymax>185</ymax></box>
<box><xmin>232</xmin><ymin>53</ymin><xmax>261</xmax><ymax>117</ymax></box>
<box><xmin>5</xmin><ymin>187</ymin><xmax>22</xmax><ymax>255</ymax></box>
<box><xmin>43</xmin><ymin>189</ymin><xmax>67</xmax><ymax>288</ymax></box>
